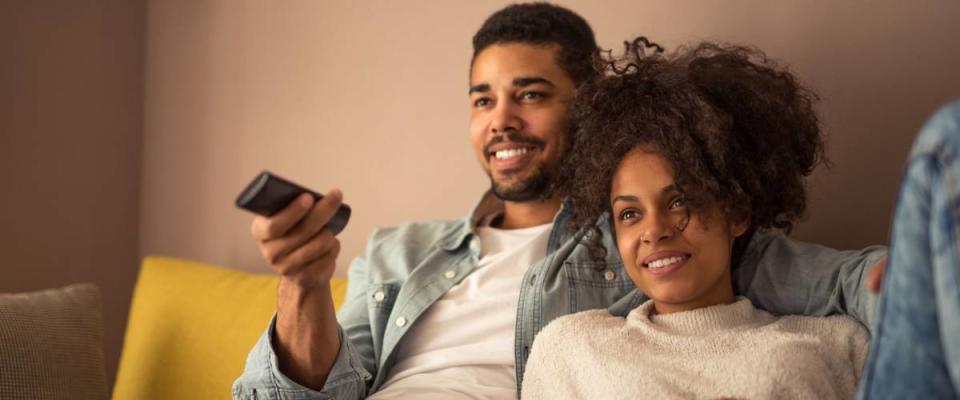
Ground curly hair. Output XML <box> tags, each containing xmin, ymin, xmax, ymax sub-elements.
<box><xmin>472</xmin><ymin>3</ymin><xmax>599</xmax><ymax>85</ymax></box>
<box><xmin>557</xmin><ymin>38</ymin><xmax>825</xmax><ymax>261</ymax></box>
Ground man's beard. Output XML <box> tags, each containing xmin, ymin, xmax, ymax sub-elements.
<box><xmin>484</xmin><ymin>131</ymin><xmax>558</xmax><ymax>202</ymax></box>
<box><xmin>488</xmin><ymin>162</ymin><xmax>555</xmax><ymax>202</ymax></box>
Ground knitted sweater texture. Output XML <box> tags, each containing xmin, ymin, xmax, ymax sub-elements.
<box><xmin>522</xmin><ymin>297</ymin><xmax>868</xmax><ymax>400</ymax></box>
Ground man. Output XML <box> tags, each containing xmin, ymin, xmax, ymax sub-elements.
<box><xmin>233</xmin><ymin>3</ymin><xmax>886</xmax><ymax>399</ymax></box>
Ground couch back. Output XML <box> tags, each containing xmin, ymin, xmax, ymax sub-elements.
<box><xmin>112</xmin><ymin>256</ymin><xmax>347</xmax><ymax>400</ymax></box>
<box><xmin>0</xmin><ymin>284</ymin><xmax>108</xmax><ymax>400</ymax></box>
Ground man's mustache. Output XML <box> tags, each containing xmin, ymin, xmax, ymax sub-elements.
<box><xmin>483</xmin><ymin>132</ymin><xmax>547</xmax><ymax>155</ymax></box>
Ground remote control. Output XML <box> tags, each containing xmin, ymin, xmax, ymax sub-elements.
<box><xmin>235</xmin><ymin>171</ymin><xmax>351</xmax><ymax>236</ymax></box>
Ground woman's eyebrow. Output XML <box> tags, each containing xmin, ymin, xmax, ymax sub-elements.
<box><xmin>612</xmin><ymin>184</ymin><xmax>678</xmax><ymax>203</ymax></box>
<box><xmin>612</xmin><ymin>195</ymin><xmax>638</xmax><ymax>204</ymax></box>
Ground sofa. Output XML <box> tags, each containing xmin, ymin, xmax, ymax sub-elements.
<box><xmin>112</xmin><ymin>256</ymin><xmax>347</xmax><ymax>400</ymax></box>
<box><xmin>0</xmin><ymin>283</ymin><xmax>109</xmax><ymax>399</ymax></box>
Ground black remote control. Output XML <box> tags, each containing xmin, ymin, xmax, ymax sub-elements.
<box><xmin>235</xmin><ymin>171</ymin><xmax>351</xmax><ymax>236</ymax></box>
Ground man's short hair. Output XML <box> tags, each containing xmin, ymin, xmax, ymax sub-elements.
<box><xmin>472</xmin><ymin>2</ymin><xmax>599</xmax><ymax>85</ymax></box>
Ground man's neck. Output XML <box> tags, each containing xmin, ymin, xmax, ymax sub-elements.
<box><xmin>497</xmin><ymin>196</ymin><xmax>563</xmax><ymax>230</ymax></box>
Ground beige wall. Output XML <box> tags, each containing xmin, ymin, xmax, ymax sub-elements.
<box><xmin>0</xmin><ymin>0</ymin><xmax>145</xmax><ymax>390</ymax></box>
<box><xmin>141</xmin><ymin>0</ymin><xmax>960</xmax><ymax>276</ymax></box>
<box><xmin>2</xmin><ymin>0</ymin><xmax>958</xmax><ymax>391</ymax></box>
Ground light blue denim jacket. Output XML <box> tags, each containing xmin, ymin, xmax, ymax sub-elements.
<box><xmin>233</xmin><ymin>193</ymin><xmax>887</xmax><ymax>400</ymax></box>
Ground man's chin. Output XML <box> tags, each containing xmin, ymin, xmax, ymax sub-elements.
<box><xmin>489</xmin><ymin>176</ymin><xmax>552</xmax><ymax>202</ymax></box>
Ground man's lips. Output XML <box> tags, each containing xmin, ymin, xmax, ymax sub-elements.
<box><xmin>489</xmin><ymin>146</ymin><xmax>537</xmax><ymax>172</ymax></box>
<box><xmin>488</xmin><ymin>145</ymin><xmax>536</xmax><ymax>160</ymax></box>
<box><xmin>485</xmin><ymin>141</ymin><xmax>542</xmax><ymax>172</ymax></box>
<box><xmin>486</xmin><ymin>141</ymin><xmax>541</xmax><ymax>157</ymax></box>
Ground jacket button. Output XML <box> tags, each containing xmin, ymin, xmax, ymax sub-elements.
<box><xmin>373</xmin><ymin>291</ymin><xmax>385</xmax><ymax>302</ymax></box>
<box><xmin>604</xmin><ymin>270</ymin><xmax>615</xmax><ymax>281</ymax></box>
<box><xmin>444</xmin><ymin>270</ymin><xmax>456</xmax><ymax>279</ymax></box>
<box><xmin>396</xmin><ymin>317</ymin><xmax>407</xmax><ymax>327</ymax></box>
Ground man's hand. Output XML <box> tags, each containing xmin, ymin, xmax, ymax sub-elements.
<box><xmin>252</xmin><ymin>190</ymin><xmax>343</xmax><ymax>289</ymax></box>
<box><xmin>250</xmin><ymin>189</ymin><xmax>345</xmax><ymax>390</ymax></box>
<box><xmin>867</xmin><ymin>258</ymin><xmax>887</xmax><ymax>293</ymax></box>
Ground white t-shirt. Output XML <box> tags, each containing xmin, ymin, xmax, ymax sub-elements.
<box><xmin>369</xmin><ymin>222</ymin><xmax>553</xmax><ymax>400</ymax></box>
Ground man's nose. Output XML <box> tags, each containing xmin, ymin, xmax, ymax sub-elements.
<box><xmin>490</xmin><ymin>101</ymin><xmax>523</xmax><ymax>134</ymax></box>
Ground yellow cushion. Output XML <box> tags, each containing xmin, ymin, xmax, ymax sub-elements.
<box><xmin>113</xmin><ymin>256</ymin><xmax>347</xmax><ymax>400</ymax></box>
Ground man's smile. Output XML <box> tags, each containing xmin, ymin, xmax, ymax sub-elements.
<box><xmin>486</xmin><ymin>140</ymin><xmax>543</xmax><ymax>173</ymax></box>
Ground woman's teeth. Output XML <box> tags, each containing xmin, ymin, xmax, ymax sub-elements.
<box><xmin>494</xmin><ymin>147</ymin><xmax>529</xmax><ymax>160</ymax></box>
<box><xmin>647</xmin><ymin>256</ymin><xmax>686</xmax><ymax>269</ymax></box>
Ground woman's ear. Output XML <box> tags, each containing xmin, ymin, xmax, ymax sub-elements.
<box><xmin>730</xmin><ymin>213</ymin><xmax>750</xmax><ymax>238</ymax></box>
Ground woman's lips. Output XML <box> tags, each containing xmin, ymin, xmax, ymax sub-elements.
<box><xmin>641</xmin><ymin>251</ymin><xmax>691</xmax><ymax>277</ymax></box>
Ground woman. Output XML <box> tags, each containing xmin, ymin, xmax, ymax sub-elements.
<box><xmin>521</xmin><ymin>40</ymin><xmax>869</xmax><ymax>399</ymax></box>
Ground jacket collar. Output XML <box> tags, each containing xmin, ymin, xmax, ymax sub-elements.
<box><xmin>437</xmin><ymin>191</ymin><xmax>578</xmax><ymax>252</ymax></box>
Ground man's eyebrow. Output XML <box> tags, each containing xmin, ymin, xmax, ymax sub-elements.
<box><xmin>514</xmin><ymin>76</ymin><xmax>555</xmax><ymax>88</ymax></box>
<box><xmin>468</xmin><ymin>83</ymin><xmax>490</xmax><ymax>95</ymax></box>
<box><xmin>469</xmin><ymin>77</ymin><xmax>555</xmax><ymax>94</ymax></box>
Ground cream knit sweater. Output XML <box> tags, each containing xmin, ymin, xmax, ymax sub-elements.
<box><xmin>522</xmin><ymin>297</ymin><xmax>869</xmax><ymax>400</ymax></box>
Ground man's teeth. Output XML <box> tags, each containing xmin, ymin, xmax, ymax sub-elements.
<box><xmin>494</xmin><ymin>148</ymin><xmax>530</xmax><ymax>160</ymax></box>
<box><xmin>647</xmin><ymin>256</ymin><xmax>686</xmax><ymax>269</ymax></box>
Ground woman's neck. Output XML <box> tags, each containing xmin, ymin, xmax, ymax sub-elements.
<box><xmin>652</xmin><ymin>277</ymin><xmax>737</xmax><ymax>315</ymax></box>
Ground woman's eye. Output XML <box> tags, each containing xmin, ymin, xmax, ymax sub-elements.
<box><xmin>619</xmin><ymin>209</ymin><xmax>640</xmax><ymax>221</ymax></box>
<box><xmin>668</xmin><ymin>196</ymin><xmax>686</xmax><ymax>209</ymax></box>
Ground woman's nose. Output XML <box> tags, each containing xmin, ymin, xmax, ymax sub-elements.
<box><xmin>640</xmin><ymin>212</ymin><xmax>674</xmax><ymax>245</ymax></box>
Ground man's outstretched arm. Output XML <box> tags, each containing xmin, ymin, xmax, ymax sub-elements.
<box><xmin>734</xmin><ymin>230</ymin><xmax>888</xmax><ymax>329</ymax></box>
<box><xmin>233</xmin><ymin>191</ymin><xmax>373</xmax><ymax>399</ymax></box>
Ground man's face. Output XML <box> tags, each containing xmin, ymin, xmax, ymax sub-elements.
<box><xmin>468</xmin><ymin>43</ymin><xmax>576</xmax><ymax>202</ymax></box>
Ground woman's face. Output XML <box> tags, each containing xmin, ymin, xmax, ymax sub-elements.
<box><xmin>610</xmin><ymin>148</ymin><xmax>748</xmax><ymax>314</ymax></box>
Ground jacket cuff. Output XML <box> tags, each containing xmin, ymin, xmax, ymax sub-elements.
<box><xmin>232</xmin><ymin>315</ymin><xmax>371</xmax><ymax>399</ymax></box>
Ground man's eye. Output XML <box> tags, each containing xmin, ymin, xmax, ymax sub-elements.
<box><xmin>520</xmin><ymin>91</ymin><xmax>545</xmax><ymax>101</ymax></box>
<box><xmin>473</xmin><ymin>98</ymin><xmax>492</xmax><ymax>107</ymax></box>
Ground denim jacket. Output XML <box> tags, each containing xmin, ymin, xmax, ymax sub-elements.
<box><xmin>233</xmin><ymin>193</ymin><xmax>887</xmax><ymax>400</ymax></box>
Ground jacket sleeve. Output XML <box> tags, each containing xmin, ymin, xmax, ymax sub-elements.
<box><xmin>733</xmin><ymin>230</ymin><xmax>887</xmax><ymax>330</ymax></box>
<box><xmin>232</xmin><ymin>247</ymin><xmax>378</xmax><ymax>399</ymax></box>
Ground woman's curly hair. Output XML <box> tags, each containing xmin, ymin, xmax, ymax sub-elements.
<box><xmin>557</xmin><ymin>38</ymin><xmax>825</xmax><ymax>261</ymax></box>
